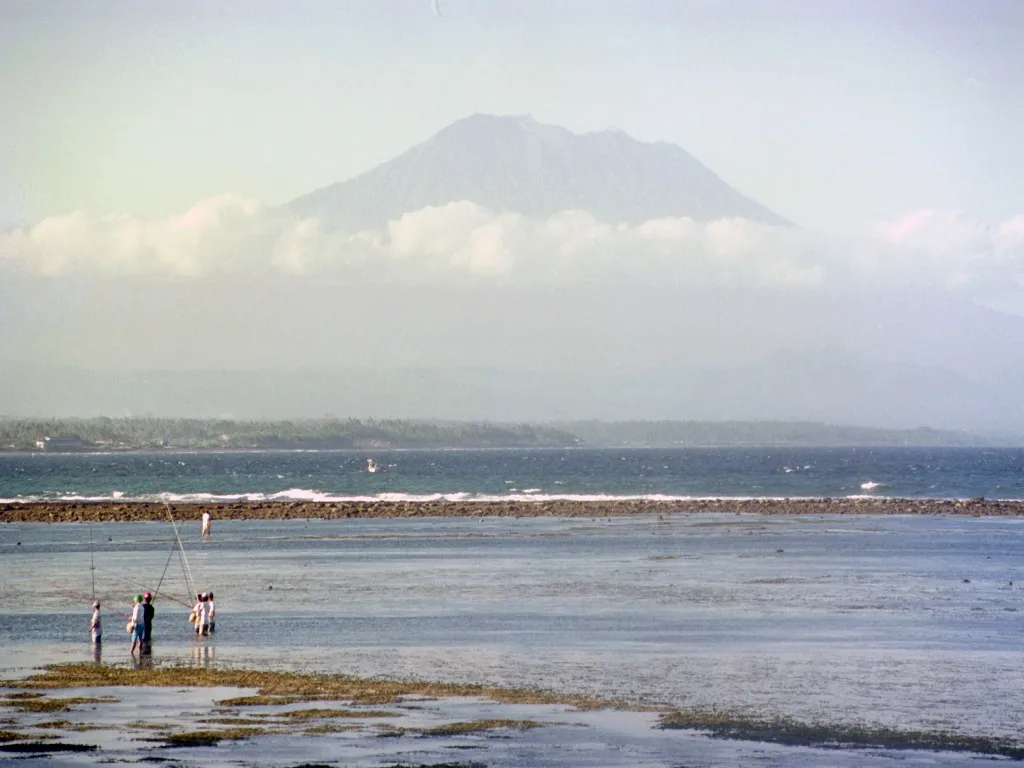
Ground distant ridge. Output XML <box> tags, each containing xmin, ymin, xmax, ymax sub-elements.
<box><xmin>288</xmin><ymin>113</ymin><xmax>790</xmax><ymax>230</ymax></box>
<box><xmin>0</xmin><ymin>416</ymin><xmax>1007</xmax><ymax>452</ymax></box>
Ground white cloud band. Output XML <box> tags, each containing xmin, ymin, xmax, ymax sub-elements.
<box><xmin>2</xmin><ymin>197</ymin><xmax>1022</xmax><ymax>295</ymax></box>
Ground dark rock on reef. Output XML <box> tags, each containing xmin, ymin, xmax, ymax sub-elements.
<box><xmin>2</xmin><ymin>498</ymin><xmax>1024</xmax><ymax>523</ymax></box>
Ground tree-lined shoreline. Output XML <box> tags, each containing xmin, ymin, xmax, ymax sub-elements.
<box><xmin>0</xmin><ymin>417</ymin><xmax>1010</xmax><ymax>452</ymax></box>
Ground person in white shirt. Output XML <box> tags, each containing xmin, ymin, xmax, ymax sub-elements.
<box><xmin>193</xmin><ymin>593</ymin><xmax>211</xmax><ymax>636</ymax></box>
<box><xmin>201</xmin><ymin>511</ymin><xmax>212</xmax><ymax>539</ymax></box>
<box><xmin>129</xmin><ymin>595</ymin><xmax>145</xmax><ymax>654</ymax></box>
<box><xmin>89</xmin><ymin>602</ymin><xmax>102</xmax><ymax>644</ymax></box>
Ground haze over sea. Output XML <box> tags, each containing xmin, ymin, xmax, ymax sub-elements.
<box><xmin>3</xmin><ymin>447</ymin><xmax>1024</xmax><ymax>503</ymax></box>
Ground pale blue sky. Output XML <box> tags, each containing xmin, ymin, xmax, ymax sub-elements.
<box><xmin>2</xmin><ymin>0</ymin><xmax>1022</xmax><ymax>232</ymax></box>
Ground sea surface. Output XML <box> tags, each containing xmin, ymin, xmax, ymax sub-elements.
<box><xmin>2</xmin><ymin>446</ymin><xmax>1024</xmax><ymax>502</ymax></box>
<box><xmin>2</xmin><ymin>449</ymin><xmax>1024</xmax><ymax>765</ymax></box>
<box><xmin>0</xmin><ymin>514</ymin><xmax>1023</xmax><ymax>766</ymax></box>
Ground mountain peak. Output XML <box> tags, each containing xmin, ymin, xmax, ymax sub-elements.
<box><xmin>289</xmin><ymin>114</ymin><xmax>789</xmax><ymax>231</ymax></box>
<box><xmin>437</xmin><ymin>113</ymin><xmax>564</xmax><ymax>141</ymax></box>
<box><xmin>447</xmin><ymin>112</ymin><xmax>535</xmax><ymax>127</ymax></box>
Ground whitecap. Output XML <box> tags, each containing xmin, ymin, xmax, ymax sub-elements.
<box><xmin>268</xmin><ymin>488</ymin><xmax>334</xmax><ymax>502</ymax></box>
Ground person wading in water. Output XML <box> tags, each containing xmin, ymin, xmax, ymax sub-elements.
<box><xmin>142</xmin><ymin>592</ymin><xmax>155</xmax><ymax>648</ymax></box>
<box><xmin>89</xmin><ymin>602</ymin><xmax>101</xmax><ymax>645</ymax></box>
<box><xmin>128</xmin><ymin>595</ymin><xmax>145</xmax><ymax>655</ymax></box>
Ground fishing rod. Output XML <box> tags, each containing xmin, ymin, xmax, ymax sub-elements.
<box><xmin>88</xmin><ymin>522</ymin><xmax>96</xmax><ymax>602</ymax></box>
<box><xmin>154</xmin><ymin>538</ymin><xmax>186</xmax><ymax>605</ymax></box>
<box><xmin>146</xmin><ymin>449</ymin><xmax>210</xmax><ymax>616</ymax></box>
<box><xmin>90</xmin><ymin>564</ymin><xmax>194</xmax><ymax>609</ymax></box>
<box><xmin>164</xmin><ymin>500</ymin><xmax>198</xmax><ymax>602</ymax></box>
<box><xmin>150</xmin><ymin>463</ymin><xmax>200</xmax><ymax>608</ymax></box>
<box><xmin>52</xmin><ymin>582</ymin><xmax>131</xmax><ymax>619</ymax></box>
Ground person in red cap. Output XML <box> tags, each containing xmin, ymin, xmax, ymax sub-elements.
<box><xmin>142</xmin><ymin>592</ymin><xmax>155</xmax><ymax>645</ymax></box>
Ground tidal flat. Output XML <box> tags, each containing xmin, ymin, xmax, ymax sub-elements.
<box><xmin>1</xmin><ymin>512</ymin><xmax>1023</xmax><ymax>766</ymax></box>
<box><xmin>1</xmin><ymin>663</ymin><xmax>1023</xmax><ymax>766</ymax></box>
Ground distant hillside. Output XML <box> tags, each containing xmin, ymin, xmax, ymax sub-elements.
<box><xmin>0</xmin><ymin>418</ymin><xmax>577</xmax><ymax>452</ymax></box>
<box><xmin>559</xmin><ymin>420</ymin><xmax>1007</xmax><ymax>448</ymax></box>
<box><xmin>0</xmin><ymin>417</ymin><xmax>1008</xmax><ymax>452</ymax></box>
<box><xmin>288</xmin><ymin>113</ymin><xmax>789</xmax><ymax>230</ymax></box>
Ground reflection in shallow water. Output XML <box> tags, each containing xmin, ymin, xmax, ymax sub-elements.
<box><xmin>190</xmin><ymin>642</ymin><xmax>215</xmax><ymax>667</ymax></box>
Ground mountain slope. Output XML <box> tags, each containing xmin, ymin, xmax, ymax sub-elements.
<box><xmin>288</xmin><ymin>114</ymin><xmax>789</xmax><ymax>230</ymax></box>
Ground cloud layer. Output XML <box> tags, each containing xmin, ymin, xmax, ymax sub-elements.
<box><xmin>5</xmin><ymin>197</ymin><xmax>1021</xmax><ymax>296</ymax></box>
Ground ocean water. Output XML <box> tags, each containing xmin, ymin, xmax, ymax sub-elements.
<box><xmin>2</xmin><ymin>449</ymin><xmax>1024</xmax><ymax>765</ymax></box>
<box><xmin>0</xmin><ymin>514</ymin><xmax>1022</xmax><ymax>767</ymax></box>
<box><xmin>2</xmin><ymin>446</ymin><xmax>1024</xmax><ymax>502</ymax></box>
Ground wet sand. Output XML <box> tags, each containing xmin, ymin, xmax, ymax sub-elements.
<box><xmin>2</xmin><ymin>496</ymin><xmax>1023</xmax><ymax>523</ymax></box>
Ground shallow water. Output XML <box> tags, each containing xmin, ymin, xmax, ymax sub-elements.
<box><xmin>1</xmin><ymin>513</ymin><xmax>1023</xmax><ymax>765</ymax></box>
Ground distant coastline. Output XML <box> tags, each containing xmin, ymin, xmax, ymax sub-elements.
<box><xmin>0</xmin><ymin>416</ymin><xmax>1013</xmax><ymax>452</ymax></box>
<box><xmin>3</xmin><ymin>497</ymin><xmax>1023</xmax><ymax>523</ymax></box>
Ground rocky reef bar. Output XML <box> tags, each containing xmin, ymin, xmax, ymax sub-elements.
<box><xmin>3</xmin><ymin>497</ymin><xmax>1024</xmax><ymax>523</ymax></box>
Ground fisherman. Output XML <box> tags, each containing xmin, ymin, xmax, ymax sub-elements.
<box><xmin>142</xmin><ymin>592</ymin><xmax>155</xmax><ymax>644</ymax></box>
<box><xmin>206</xmin><ymin>591</ymin><xmax>216</xmax><ymax>633</ymax></box>
<box><xmin>201</xmin><ymin>511</ymin><xmax>212</xmax><ymax>539</ymax></box>
<box><xmin>193</xmin><ymin>592</ymin><xmax>211</xmax><ymax>636</ymax></box>
<box><xmin>128</xmin><ymin>595</ymin><xmax>145</xmax><ymax>655</ymax></box>
<box><xmin>89</xmin><ymin>601</ymin><xmax>102</xmax><ymax>644</ymax></box>
<box><xmin>199</xmin><ymin>592</ymin><xmax>211</xmax><ymax>636</ymax></box>
<box><xmin>191</xmin><ymin>593</ymin><xmax>202</xmax><ymax>634</ymax></box>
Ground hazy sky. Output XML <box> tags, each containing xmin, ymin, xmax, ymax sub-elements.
<box><xmin>2</xmin><ymin>1</ymin><xmax>1024</xmax><ymax>425</ymax></box>
<box><xmin>2</xmin><ymin>0</ymin><xmax>1022</xmax><ymax>232</ymax></box>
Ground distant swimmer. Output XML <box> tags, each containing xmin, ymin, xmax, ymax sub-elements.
<box><xmin>201</xmin><ymin>511</ymin><xmax>212</xmax><ymax>539</ymax></box>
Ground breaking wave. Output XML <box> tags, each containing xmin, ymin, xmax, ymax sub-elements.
<box><xmin>1</xmin><ymin>488</ymin><xmax>814</xmax><ymax>504</ymax></box>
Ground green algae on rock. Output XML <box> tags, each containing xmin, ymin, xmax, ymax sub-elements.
<box><xmin>18</xmin><ymin>663</ymin><xmax>618</xmax><ymax>712</ymax></box>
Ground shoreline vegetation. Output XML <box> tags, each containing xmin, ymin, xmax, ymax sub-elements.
<box><xmin>3</xmin><ymin>497</ymin><xmax>1024</xmax><ymax>522</ymax></box>
<box><xmin>0</xmin><ymin>416</ymin><xmax>1013</xmax><ymax>452</ymax></box>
